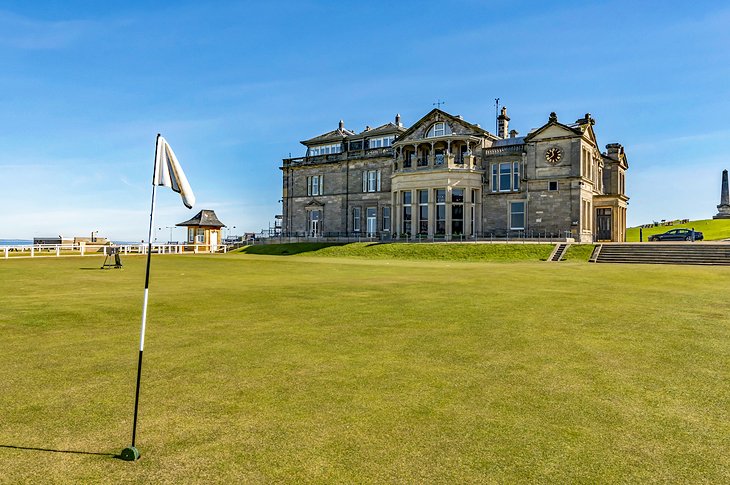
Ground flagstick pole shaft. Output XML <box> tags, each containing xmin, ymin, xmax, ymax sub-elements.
<box><xmin>131</xmin><ymin>134</ymin><xmax>161</xmax><ymax>449</ymax></box>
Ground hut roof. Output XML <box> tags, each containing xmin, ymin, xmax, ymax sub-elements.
<box><xmin>176</xmin><ymin>210</ymin><xmax>226</xmax><ymax>228</ymax></box>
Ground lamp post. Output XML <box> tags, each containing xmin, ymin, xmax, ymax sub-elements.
<box><xmin>158</xmin><ymin>226</ymin><xmax>175</xmax><ymax>243</ymax></box>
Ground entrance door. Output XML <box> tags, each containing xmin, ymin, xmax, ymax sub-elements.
<box><xmin>309</xmin><ymin>210</ymin><xmax>321</xmax><ymax>237</ymax></box>
<box><xmin>210</xmin><ymin>231</ymin><xmax>218</xmax><ymax>252</ymax></box>
<box><xmin>366</xmin><ymin>207</ymin><xmax>377</xmax><ymax>237</ymax></box>
<box><xmin>596</xmin><ymin>208</ymin><xmax>612</xmax><ymax>241</ymax></box>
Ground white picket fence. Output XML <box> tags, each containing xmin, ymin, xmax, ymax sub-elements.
<box><xmin>2</xmin><ymin>243</ymin><xmax>228</xmax><ymax>259</ymax></box>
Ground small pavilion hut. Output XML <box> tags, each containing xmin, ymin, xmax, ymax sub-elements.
<box><xmin>176</xmin><ymin>210</ymin><xmax>226</xmax><ymax>252</ymax></box>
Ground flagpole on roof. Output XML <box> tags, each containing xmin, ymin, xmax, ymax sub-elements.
<box><xmin>121</xmin><ymin>133</ymin><xmax>161</xmax><ymax>462</ymax></box>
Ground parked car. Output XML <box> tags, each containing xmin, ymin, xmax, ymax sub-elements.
<box><xmin>648</xmin><ymin>228</ymin><xmax>703</xmax><ymax>241</ymax></box>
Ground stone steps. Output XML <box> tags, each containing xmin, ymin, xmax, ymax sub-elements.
<box><xmin>594</xmin><ymin>243</ymin><xmax>730</xmax><ymax>265</ymax></box>
<box><xmin>548</xmin><ymin>243</ymin><xmax>569</xmax><ymax>262</ymax></box>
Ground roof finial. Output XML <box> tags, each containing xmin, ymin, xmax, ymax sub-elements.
<box><xmin>549</xmin><ymin>112</ymin><xmax>558</xmax><ymax>123</ymax></box>
<box><xmin>339</xmin><ymin>119</ymin><xmax>344</xmax><ymax>130</ymax></box>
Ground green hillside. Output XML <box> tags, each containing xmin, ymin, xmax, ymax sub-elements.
<box><xmin>627</xmin><ymin>218</ymin><xmax>730</xmax><ymax>241</ymax></box>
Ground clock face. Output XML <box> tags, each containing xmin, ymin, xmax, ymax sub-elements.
<box><xmin>545</xmin><ymin>147</ymin><xmax>563</xmax><ymax>165</ymax></box>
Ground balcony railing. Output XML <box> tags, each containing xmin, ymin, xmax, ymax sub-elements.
<box><xmin>283</xmin><ymin>146</ymin><xmax>396</xmax><ymax>167</ymax></box>
<box><xmin>395</xmin><ymin>154</ymin><xmax>482</xmax><ymax>172</ymax></box>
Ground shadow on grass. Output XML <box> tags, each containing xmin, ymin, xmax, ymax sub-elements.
<box><xmin>0</xmin><ymin>444</ymin><xmax>118</xmax><ymax>458</ymax></box>
<box><xmin>237</xmin><ymin>242</ymin><xmax>350</xmax><ymax>256</ymax></box>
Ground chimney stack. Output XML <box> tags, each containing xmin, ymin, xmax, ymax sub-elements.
<box><xmin>605</xmin><ymin>143</ymin><xmax>624</xmax><ymax>159</ymax></box>
<box><xmin>395</xmin><ymin>114</ymin><xmax>402</xmax><ymax>127</ymax></box>
<box><xmin>339</xmin><ymin>120</ymin><xmax>344</xmax><ymax>130</ymax></box>
<box><xmin>509</xmin><ymin>129</ymin><xmax>519</xmax><ymax>138</ymax></box>
<box><xmin>497</xmin><ymin>106</ymin><xmax>510</xmax><ymax>139</ymax></box>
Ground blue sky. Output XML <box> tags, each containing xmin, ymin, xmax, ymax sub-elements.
<box><xmin>1</xmin><ymin>1</ymin><xmax>729</xmax><ymax>240</ymax></box>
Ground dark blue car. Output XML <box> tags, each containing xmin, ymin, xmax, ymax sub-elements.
<box><xmin>648</xmin><ymin>228</ymin><xmax>703</xmax><ymax>241</ymax></box>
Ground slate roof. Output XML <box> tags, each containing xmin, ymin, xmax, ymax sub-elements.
<box><xmin>492</xmin><ymin>136</ymin><xmax>526</xmax><ymax>147</ymax></box>
<box><xmin>351</xmin><ymin>122</ymin><xmax>406</xmax><ymax>139</ymax></box>
<box><xmin>176</xmin><ymin>210</ymin><xmax>226</xmax><ymax>228</ymax></box>
<box><xmin>301</xmin><ymin>127</ymin><xmax>356</xmax><ymax>146</ymax></box>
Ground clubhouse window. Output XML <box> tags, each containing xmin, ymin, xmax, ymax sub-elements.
<box><xmin>382</xmin><ymin>207</ymin><xmax>391</xmax><ymax>232</ymax></box>
<box><xmin>510</xmin><ymin>201</ymin><xmax>525</xmax><ymax>230</ymax></box>
<box><xmin>306</xmin><ymin>175</ymin><xmax>323</xmax><ymax>196</ymax></box>
<box><xmin>426</xmin><ymin>122</ymin><xmax>451</xmax><ymax>138</ymax></box>
<box><xmin>452</xmin><ymin>188</ymin><xmax>464</xmax><ymax>235</ymax></box>
<box><xmin>363</xmin><ymin>170</ymin><xmax>382</xmax><ymax>192</ymax></box>
<box><xmin>367</xmin><ymin>136</ymin><xmax>394</xmax><ymax>149</ymax></box>
<box><xmin>418</xmin><ymin>189</ymin><xmax>429</xmax><ymax>234</ymax></box>
<box><xmin>402</xmin><ymin>191</ymin><xmax>412</xmax><ymax>235</ymax></box>
<box><xmin>309</xmin><ymin>143</ymin><xmax>341</xmax><ymax>156</ymax></box>
<box><xmin>353</xmin><ymin>207</ymin><xmax>361</xmax><ymax>233</ymax></box>
<box><xmin>491</xmin><ymin>162</ymin><xmax>520</xmax><ymax>192</ymax></box>
<box><xmin>435</xmin><ymin>189</ymin><xmax>446</xmax><ymax>234</ymax></box>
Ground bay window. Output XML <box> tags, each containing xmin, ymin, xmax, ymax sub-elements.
<box><xmin>418</xmin><ymin>190</ymin><xmax>429</xmax><ymax>234</ymax></box>
<box><xmin>452</xmin><ymin>188</ymin><xmax>464</xmax><ymax>235</ymax></box>
<box><xmin>435</xmin><ymin>189</ymin><xmax>446</xmax><ymax>234</ymax></box>
<box><xmin>402</xmin><ymin>191</ymin><xmax>412</xmax><ymax>235</ymax></box>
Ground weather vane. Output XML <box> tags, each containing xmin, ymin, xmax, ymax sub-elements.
<box><xmin>433</xmin><ymin>99</ymin><xmax>446</xmax><ymax>109</ymax></box>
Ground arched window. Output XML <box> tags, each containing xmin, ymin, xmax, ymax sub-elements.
<box><xmin>426</xmin><ymin>122</ymin><xmax>451</xmax><ymax>138</ymax></box>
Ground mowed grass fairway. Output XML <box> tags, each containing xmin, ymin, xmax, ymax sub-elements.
<box><xmin>1</xmin><ymin>252</ymin><xmax>729</xmax><ymax>483</ymax></box>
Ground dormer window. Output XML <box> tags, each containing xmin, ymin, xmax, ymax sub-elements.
<box><xmin>309</xmin><ymin>143</ymin><xmax>342</xmax><ymax>156</ymax></box>
<box><xmin>367</xmin><ymin>136</ymin><xmax>394</xmax><ymax>149</ymax></box>
<box><xmin>426</xmin><ymin>122</ymin><xmax>451</xmax><ymax>138</ymax></box>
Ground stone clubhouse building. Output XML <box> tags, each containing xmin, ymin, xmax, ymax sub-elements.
<box><xmin>280</xmin><ymin>108</ymin><xmax>629</xmax><ymax>243</ymax></box>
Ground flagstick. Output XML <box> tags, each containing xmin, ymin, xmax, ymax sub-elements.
<box><xmin>122</xmin><ymin>133</ymin><xmax>161</xmax><ymax>462</ymax></box>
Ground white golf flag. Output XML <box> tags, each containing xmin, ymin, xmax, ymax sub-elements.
<box><xmin>154</xmin><ymin>136</ymin><xmax>195</xmax><ymax>209</ymax></box>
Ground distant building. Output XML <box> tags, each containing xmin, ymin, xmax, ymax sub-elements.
<box><xmin>33</xmin><ymin>236</ymin><xmax>74</xmax><ymax>245</ymax></box>
<box><xmin>177</xmin><ymin>210</ymin><xmax>226</xmax><ymax>251</ymax></box>
<box><xmin>281</xmin><ymin>108</ymin><xmax>629</xmax><ymax>243</ymax></box>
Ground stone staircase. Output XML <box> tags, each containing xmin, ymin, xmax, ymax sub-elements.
<box><xmin>593</xmin><ymin>243</ymin><xmax>730</xmax><ymax>265</ymax></box>
<box><xmin>548</xmin><ymin>243</ymin><xmax>570</xmax><ymax>262</ymax></box>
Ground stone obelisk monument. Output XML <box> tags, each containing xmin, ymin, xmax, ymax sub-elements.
<box><xmin>714</xmin><ymin>169</ymin><xmax>730</xmax><ymax>219</ymax></box>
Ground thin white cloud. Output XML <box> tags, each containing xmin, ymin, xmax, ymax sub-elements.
<box><xmin>0</xmin><ymin>10</ymin><xmax>94</xmax><ymax>49</ymax></box>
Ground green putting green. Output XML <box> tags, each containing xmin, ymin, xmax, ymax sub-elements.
<box><xmin>1</xmin><ymin>253</ymin><xmax>728</xmax><ymax>482</ymax></box>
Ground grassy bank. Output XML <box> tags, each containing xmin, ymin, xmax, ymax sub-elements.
<box><xmin>561</xmin><ymin>244</ymin><xmax>595</xmax><ymax>261</ymax></box>
<box><xmin>1</xmin><ymin>255</ymin><xmax>729</xmax><ymax>482</ymax></box>
<box><xmin>238</xmin><ymin>242</ymin><xmax>554</xmax><ymax>261</ymax></box>
<box><xmin>627</xmin><ymin>218</ymin><xmax>730</xmax><ymax>241</ymax></box>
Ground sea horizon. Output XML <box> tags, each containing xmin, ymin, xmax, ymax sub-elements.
<box><xmin>0</xmin><ymin>239</ymin><xmax>144</xmax><ymax>246</ymax></box>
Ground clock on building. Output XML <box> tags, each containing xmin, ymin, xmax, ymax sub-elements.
<box><xmin>545</xmin><ymin>147</ymin><xmax>563</xmax><ymax>165</ymax></box>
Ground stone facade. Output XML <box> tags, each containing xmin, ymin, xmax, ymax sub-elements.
<box><xmin>281</xmin><ymin>109</ymin><xmax>629</xmax><ymax>242</ymax></box>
